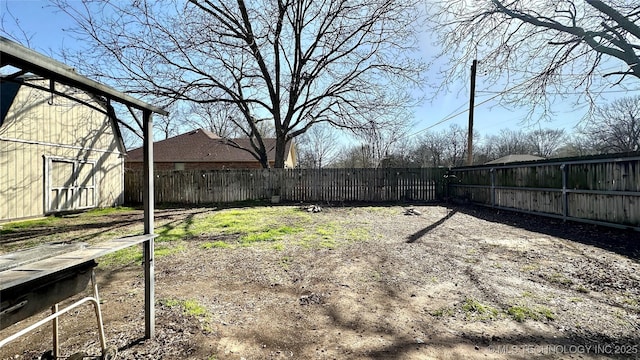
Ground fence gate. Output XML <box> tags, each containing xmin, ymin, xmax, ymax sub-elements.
<box><xmin>45</xmin><ymin>157</ymin><xmax>96</xmax><ymax>213</ymax></box>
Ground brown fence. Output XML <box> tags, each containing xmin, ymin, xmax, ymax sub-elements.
<box><xmin>448</xmin><ymin>153</ymin><xmax>640</xmax><ymax>230</ymax></box>
<box><xmin>124</xmin><ymin>167</ymin><xmax>448</xmax><ymax>205</ymax></box>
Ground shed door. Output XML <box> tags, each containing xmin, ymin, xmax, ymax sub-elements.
<box><xmin>46</xmin><ymin>158</ymin><xmax>96</xmax><ymax>213</ymax></box>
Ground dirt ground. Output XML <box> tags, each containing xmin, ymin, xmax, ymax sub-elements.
<box><xmin>1</xmin><ymin>204</ymin><xmax>639</xmax><ymax>360</ymax></box>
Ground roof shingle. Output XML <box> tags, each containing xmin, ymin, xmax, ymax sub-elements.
<box><xmin>127</xmin><ymin>128</ymin><xmax>290</xmax><ymax>163</ymax></box>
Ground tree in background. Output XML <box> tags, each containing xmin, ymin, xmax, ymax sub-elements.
<box><xmin>581</xmin><ymin>95</ymin><xmax>640</xmax><ymax>153</ymax></box>
<box><xmin>53</xmin><ymin>0</ymin><xmax>425</xmax><ymax>168</ymax></box>
<box><xmin>185</xmin><ymin>102</ymin><xmax>244</xmax><ymax>139</ymax></box>
<box><xmin>429</xmin><ymin>1</ymin><xmax>640</xmax><ymax>118</ymax></box>
<box><xmin>296</xmin><ymin>124</ymin><xmax>340</xmax><ymax>168</ymax></box>
<box><xmin>411</xmin><ymin>124</ymin><xmax>474</xmax><ymax>167</ymax></box>
<box><xmin>527</xmin><ymin>129</ymin><xmax>567</xmax><ymax>157</ymax></box>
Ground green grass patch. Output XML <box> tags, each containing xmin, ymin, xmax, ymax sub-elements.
<box><xmin>161</xmin><ymin>298</ymin><xmax>208</xmax><ymax>317</ymax></box>
<box><xmin>461</xmin><ymin>298</ymin><xmax>499</xmax><ymax>320</ymax></box>
<box><xmin>346</xmin><ymin>228</ymin><xmax>370</xmax><ymax>242</ymax></box>
<box><xmin>84</xmin><ymin>206</ymin><xmax>135</xmax><ymax>216</ymax></box>
<box><xmin>521</xmin><ymin>291</ymin><xmax>533</xmax><ymax>298</ymax></box>
<box><xmin>430</xmin><ymin>307</ymin><xmax>454</xmax><ymax>317</ymax></box>
<box><xmin>279</xmin><ymin>256</ymin><xmax>293</xmax><ymax>269</ymax></box>
<box><xmin>98</xmin><ymin>243</ymin><xmax>183</xmax><ymax>267</ymax></box>
<box><xmin>155</xmin><ymin>244</ymin><xmax>185</xmax><ymax>257</ymax></box>
<box><xmin>99</xmin><ymin>247</ymin><xmax>143</xmax><ymax>267</ymax></box>
<box><xmin>0</xmin><ymin>217</ymin><xmax>59</xmax><ymax>233</ymax></box>
<box><xmin>240</xmin><ymin>226</ymin><xmax>304</xmax><ymax>244</ymax></box>
<box><xmin>508</xmin><ymin>305</ymin><xmax>556</xmax><ymax>322</ymax></box>
<box><xmin>520</xmin><ymin>263</ymin><xmax>540</xmax><ymax>272</ymax></box>
<box><xmin>547</xmin><ymin>272</ymin><xmax>573</xmax><ymax>286</ymax></box>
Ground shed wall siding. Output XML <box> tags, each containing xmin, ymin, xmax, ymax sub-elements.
<box><xmin>0</xmin><ymin>79</ymin><xmax>124</xmax><ymax>222</ymax></box>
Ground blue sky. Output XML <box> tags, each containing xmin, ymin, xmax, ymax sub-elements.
<box><xmin>2</xmin><ymin>0</ymin><xmax>637</xmax><ymax>142</ymax></box>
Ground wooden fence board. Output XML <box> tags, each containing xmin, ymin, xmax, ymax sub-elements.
<box><xmin>125</xmin><ymin>167</ymin><xmax>447</xmax><ymax>205</ymax></box>
<box><xmin>449</xmin><ymin>154</ymin><xmax>640</xmax><ymax>229</ymax></box>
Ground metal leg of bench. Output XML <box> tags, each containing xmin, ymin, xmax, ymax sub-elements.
<box><xmin>91</xmin><ymin>270</ymin><xmax>107</xmax><ymax>352</ymax></box>
<box><xmin>51</xmin><ymin>304</ymin><xmax>59</xmax><ymax>358</ymax></box>
<box><xmin>0</xmin><ymin>297</ymin><xmax>99</xmax><ymax>348</ymax></box>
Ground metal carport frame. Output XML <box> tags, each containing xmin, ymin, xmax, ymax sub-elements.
<box><xmin>0</xmin><ymin>35</ymin><xmax>168</xmax><ymax>339</ymax></box>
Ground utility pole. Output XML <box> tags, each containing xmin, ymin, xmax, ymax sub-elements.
<box><xmin>466</xmin><ymin>59</ymin><xmax>477</xmax><ymax>166</ymax></box>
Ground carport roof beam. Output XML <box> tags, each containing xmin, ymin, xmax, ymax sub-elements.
<box><xmin>0</xmin><ymin>36</ymin><xmax>168</xmax><ymax>116</ymax></box>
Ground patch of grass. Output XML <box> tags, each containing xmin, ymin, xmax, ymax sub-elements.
<box><xmin>0</xmin><ymin>217</ymin><xmax>59</xmax><ymax>233</ymax></box>
<box><xmin>271</xmin><ymin>243</ymin><xmax>285</xmax><ymax>251</ymax></box>
<box><xmin>346</xmin><ymin>228</ymin><xmax>370</xmax><ymax>242</ymax></box>
<box><xmin>520</xmin><ymin>263</ymin><xmax>540</xmax><ymax>272</ymax></box>
<box><xmin>576</xmin><ymin>285</ymin><xmax>589</xmax><ymax>293</ymax></box>
<box><xmin>84</xmin><ymin>206</ymin><xmax>135</xmax><ymax>216</ymax></box>
<box><xmin>508</xmin><ymin>305</ymin><xmax>555</xmax><ymax>322</ymax></box>
<box><xmin>430</xmin><ymin>307</ymin><xmax>454</xmax><ymax>317</ymax></box>
<box><xmin>316</xmin><ymin>222</ymin><xmax>338</xmax><ymax>239</ymax></box>
<box><xmin>538</xmin><ymin>307</ymin><xmax>555</xmax><ymax>320</ymax></box>
<box><xmin>279</xmin><ymin>256</ymin><xmax>293</xmax><ymax>269</ymax></box>
<box><xmin>161</xmin><ymin>298</ymin><xmax>208</xmax><ymax>317</ymax></box>
<box><xmin>98</xmin><ymin>243</ymin><xmax>183</xmax><ymax>267</ymax></box>
<box><xmin>319</xmin><ymin>238</ymin><xmax>337</xmax><ymax>249</ymax></box>
<box><xmin>240</xmin><ymin>226</ymin><xmax>304</xmax><ymax>244</ymax></box>
<box><xmin>569</xmin><ymin>297</ymin><xmax>583</xmax><ymax>303</ymax></box>
<box><xmin>201</xmin><ymin>241</ymin><xmax>232</xmax><ymax>249</ymax></box>
<box><xmin>461</xmin><ymin>298</ymin><xmax>499</xmax><ymax>320</ymax></box>
<box><xmin>547</xmin><ymin>272</ymin><xmax>573</xmax><ymax>286</ymax></box>
<box><xmin>622</xmin><ymin>297</ymin><xmax>639</xmax><ymax>307</ymax></box>
<box><xmin>205</xmin><ymin>207</ymin><xmax>310</xmax><ymax>246</ymax></box>
<box><xmin>99</xmin><ymin>247</ymin><xmax>143</xmax><ymax>267</ymax></box>
<box><xmin>155</xmin><ymin>244</ymin><xmax>185</xmax><ymax>257</ymax></box>
<box><xmin>521</xmin><ymin>291</ymin><xmax>533</xmax><ymax>298</ymax></box>
<box><xmin>508</xmin><ymin>305</ymin><xmax>539</xmax><ymax>322</ymax></box>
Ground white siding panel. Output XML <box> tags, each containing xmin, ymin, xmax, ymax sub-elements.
<box><xmin>0</xmin><ymin>79</ymin><xmax>124</xmax><ymax>222</ymax></box>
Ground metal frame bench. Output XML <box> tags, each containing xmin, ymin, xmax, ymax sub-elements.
<box><xmin>0</xmin><ymin>235</ymin><xmax>156</xmax><ymax>359</ymax></box>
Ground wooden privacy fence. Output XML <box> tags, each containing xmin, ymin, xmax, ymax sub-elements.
<box><xmin>125</xmin><ymin>167</ymin><xmax>448</xmax><ymax>205</ymax></box>
<box><xmin>448</xmin><ymin>153</ymin><xmax>640</xmax><ymax>230</ymax></box>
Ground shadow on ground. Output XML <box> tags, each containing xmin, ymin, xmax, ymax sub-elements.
<box><xmin>450</xmin><ymin>204</ymin><xmax>640</xmax><ymax>262</ymax></box>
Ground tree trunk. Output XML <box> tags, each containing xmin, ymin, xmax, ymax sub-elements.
<box><xmin>273</xmin><ymin>136</ymin><xmax>288</xmax><ymax>168</ymax></box>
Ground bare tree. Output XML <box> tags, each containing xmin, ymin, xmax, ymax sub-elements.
<box><xmin>486</xmin><ymin>129</ymin><xmax>534</xmax><ymax>158</ymax></box>
<box><xmin>296</xmin><ymin>123</ymin><xmax>340</xmax><ymax>168</ymax></box>
<box><xmin>581</xmin><ymin>95</ymin><xmax>640</xmax><ymax>153</ymax></box>
<box><xmin>526</xmin><ymin>128</ymin><xmax>566</xmax><ymax>157</ymax></box>
<box><xmin>0</xmin><ymin>3</ymin><xmax>34</xmax><ymax>47</ymax></box>
<box><xmin>412</xmin><ymin>124</ymin><xmax>477</xmax><ymax>167</ymax></box>
<box><xmin>52</xmin><ymin>0</ymin><xmax>425</xmax><ymax>167</ymax></box>
<box><xmin>184</xmin><ymin>102</ymin><xmax>243</xmax><ymax>138</ymax></box>
<box><xmin>429</xmin><ymin>0</ymin><xmax>640</xmax><ymax>117</ymax></box>
<box><xmin>414</xmin><ymin>131</ymin><xmax>448</xmax><ymax>167</ymax></box>
<box><xmin>351</xmin><ymin>116</ymin><xmax>413</xmax><ymax>168</ymax></box>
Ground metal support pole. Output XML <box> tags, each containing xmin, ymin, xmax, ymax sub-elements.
<box><xmin>142</xmin><ymin>110</ymin><xmax>155</xmax><ymax>339</ymax></box>
<box><xmin>91</xmin><ymin>271</ymin><xmax>107</xmax><ymax>352</ymax></box>
<box><xmin>51</xmin><ymin>304</ymin><xmax>59</xmax><ymax>358</ymax></box>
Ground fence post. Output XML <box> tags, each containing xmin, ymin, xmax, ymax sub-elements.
<box><xmin>561</xmin><ymin>163</ymin><xmax>568</xmax><ymax>221</ymax></box>
<box><xmin>490</xmin><ymin>168</ymin><xmax>496</xmax><ymax>207</ymax></box>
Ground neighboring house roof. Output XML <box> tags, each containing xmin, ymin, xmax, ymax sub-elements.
<box><xmin>485</xmin><ymin>154</ymin><xmax>545</xmax><ymax>165</ymax></box>
<box><xmin>126</xmin><ymin>128</ymin><xmax>293</xmax><ymax>164</ymax></box>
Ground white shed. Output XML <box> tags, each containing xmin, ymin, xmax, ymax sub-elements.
<box><xmin>1</xmin><ymin>77</ymin><xmax>126</xmax><ymax>222</ymax></box>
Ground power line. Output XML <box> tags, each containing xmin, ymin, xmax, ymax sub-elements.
<box><xmin>477</xmin><ymin>88</ymin><xmax>640</xmax><ymax>95</ymax></box>
<box><xmin>408</xmin><ymin>91</ymin><xmax>509</xmax><ymax>138</ymax></box>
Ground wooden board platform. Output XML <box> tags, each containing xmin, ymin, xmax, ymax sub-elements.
<box><xmin>0</xmin><ymin>234</ymin><xmax>157</xmax><ymax>292</ymax></box>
